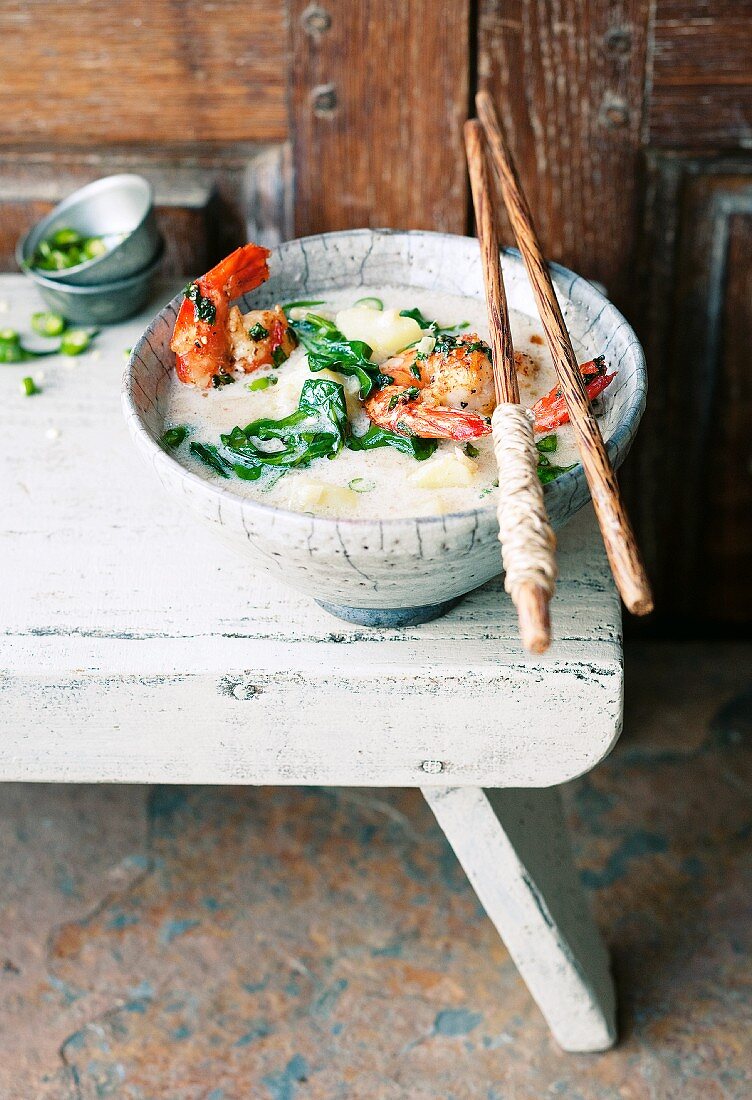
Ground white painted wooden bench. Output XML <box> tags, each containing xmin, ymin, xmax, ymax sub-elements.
<box><xmin>1</xmin><ymin>277</ymin><xmax>621</xmax><ymax>1052</ymax></box>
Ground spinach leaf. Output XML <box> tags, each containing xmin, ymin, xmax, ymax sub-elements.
<box><xmin>399</xmin><ymin>308</ymin><xmax>469</xmax><ymax>336</ymax></box>
<box><xmin>536</xmin><ymin>452</ymin><xmax>576</xmax><ymax>484</ymax></box>
<box><xmin>290</xmin><ymin>314</ymin><xmax>379</xmax><ymax>397</ymax></box>
<box><xmin>536</xmin><ymin>434</ymin><xmax>558</xmax><ymax>453</ymax></box>
<box><xmin>220</xmin><ymin>378</ymin><xmax>349</xmax><ymax>477</ymax></box>
<box><xmin>189</xmin><ymin>441</ymin><xmax>231</xmax><ymax>477</ymax></box>
<box><xmin>347</xmin><ymin>424</ymin><xmax>437</xmax><ymax>461</ymax></box>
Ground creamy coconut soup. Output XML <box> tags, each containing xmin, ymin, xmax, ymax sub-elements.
<box><xmin>165</xmin><ymin>281</ymin><xmax>603</xmax><ymax>520</ymax></box>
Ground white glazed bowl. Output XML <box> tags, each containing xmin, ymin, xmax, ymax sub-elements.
<box><xmin>122</xmin><ymin>230</ymin><xmax>646</xmax><ymax>625</ymax></box>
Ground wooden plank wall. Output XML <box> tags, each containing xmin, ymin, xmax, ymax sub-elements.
<box><xmin>289</xmin><ymin>0</ymin><xmax>471</xmax><ymax>236</ymax></box>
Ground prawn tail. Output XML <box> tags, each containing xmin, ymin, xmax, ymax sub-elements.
<box><xmin>412</xmin><ymin>407</ymin><xmax>492</xmax><ymax>441</ymax></box>
<box><xmin>203</xmin><ymin>243</ymin><xmax>272</xmax><ymax>300</ymax></box>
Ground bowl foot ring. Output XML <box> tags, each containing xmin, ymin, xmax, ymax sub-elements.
<box><xmin>315</xmin><ymin>596</ymin><xmax>464</xmax><ymax>627</ymax></box>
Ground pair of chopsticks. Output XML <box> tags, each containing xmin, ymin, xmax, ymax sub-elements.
<box><xmin>465</xmin><ymin>92</ymin><xmax>653</xmax><ymax>654</ymax></box>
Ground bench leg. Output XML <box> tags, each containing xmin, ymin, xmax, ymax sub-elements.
<box><xmin>422</xmin><ymin>785</ymin><xmax>616</xmax><ymax>1052</ymax></box>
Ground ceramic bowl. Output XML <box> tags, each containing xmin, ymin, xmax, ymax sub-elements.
<box><xmin>25</xmin><ymin>241</ymin><xmax>165</xmax><ymax>325</ymax></box>
<box><xmin>122</xmin><ymin>229</ymin><xmax>646</xmax><ymax>625</ymax></box>
<box><xmin>17</xmin><ymin>174</ymin><xmax>162</xmax><ymax>287</ymax></box>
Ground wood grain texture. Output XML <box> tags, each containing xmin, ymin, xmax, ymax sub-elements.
<box><xmin>0</xmin><ymin>274</ymin><xmax>622</xmax><ymax>788</ymax></box>
<box><xmin>288</xmin><ymin>0</ymin><xmax>470</xmax><ymax>235</ymax></box>
<box><xmin>476</xmin><ymin>0</ymin><xmax>650</xmax><ymax>306</ymax></box>
<box><xmin>648</xmin><ymin>1</ymin><xmax>752</xmax><ymax>147</ymax></box>
<box><xmin>0</xmin><ymin>1</ymin><xmax>287</xmax><ymax>147</ymax></box>
<box><xmin>478</xmin><ymin>91</ymin><xmax>653</xmax><ymax>617</ymax></box>
<box><xmin>704</xmin><ymin>215</ymin><xmax>752</xmax><ymax>621</ymax></box>
<box><xmin>465</xmin><ymin>119</ymin><xmax>555</xmax><ymax>654</ymax></box>
<box><xmin>632</xmin><ymin>156</ymin><xmax>752</xmax><ymax>624</ymax></box>
<box><xmin>0</xmin><ymin>145</ymin><xmax>291</xmax><ymax>273</ymax></box>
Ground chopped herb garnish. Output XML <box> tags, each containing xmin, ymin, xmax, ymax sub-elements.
<box><xmin>464</xmin><ymin>442</ymin><xmax>480</xmax><ymax>458</ymax></box>
<box><xmin>247</xmin><ymin>375</ymin><xmax>278</xmax><ymax>391</ymax></box>
<box><xmin>123</xmin><ymin>346</ymin><xmax>132</xmax><ymax>361</ymax></box>
<box><xmin>387</xmin><ymin>393</ymin><xmax>399</xmax><ymax>411</ymax></box>
<box><xmin>271</xmin><ymin>345</ymin><xmax>289</xmax><ymax>368</ymax></box>
<box><xmin>21</xmin><ymin>375</ymin><xmax>40</xmax><ymax>396</ymax></box>
<box><xmin>348</xmin><ymin>477</ymin><xmax>376</xmax><ymax>493</ymax></box>
<box><xmin>248</xmin><ymin>323</ymin><xmax>269</xmax><ymax>340</ymax></box>
<box><xmin>211</xmin><ymin>371</ymin><xmax>235</xmax><ymax>388</ymax></box>
<box><xmin>162</xmin><ymin>425</ymin><xmax>189</xmax><ymax>448</ymax></box>
<box><xmin>410</xmin><ymin>362</ymin><xmax>422</xmax><ymax>378</ymax></box>
<box><xmin>347</xmin><ymin>424</ymin><xmax>437</xmax><ymax>461</ymax></box>
<box><xmin>190</xmin><ymin>441</ymin><xmax>232</xmax><ymax>477</ymax></box>
<box><xmin>353</xmin><ymin>296</ymin><xmax>383</xmax><ymax>310</ymax></box>
<box><xmin>31</xmin><ymin>311</ymin><xmax>66</xmax><ymax>337</ymax></box>
<box><xmin>184</xmin><ymin>281</ymin><xmax>217</xmax><ymax>325</ymax></box>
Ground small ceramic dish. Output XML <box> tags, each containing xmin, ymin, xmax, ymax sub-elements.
<box><xmin>27</xmin><ymin>240</ymin><xmax>164</xmax><ymax>325</ymax></box>
<box><xmin>17</xmin><ymin>174</ymin><xmax>162</xmax><ymax>287</ymax></box>
<box><xmin>122</xmin><ymin>229</ymin><xmax>646</xmax><ymax>626</ymax></box>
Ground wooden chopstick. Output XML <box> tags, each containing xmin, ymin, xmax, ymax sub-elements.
<box><xmin>464</xmin><ymin>119</ymin><xmax>557</xmax><ymax>654</ymax></box>
<box><xmin>476</xmin><ymin>89</ymin><xmax>653</xmax><ymax>617</ymax></box>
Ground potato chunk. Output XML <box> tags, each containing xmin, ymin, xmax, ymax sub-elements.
<box><xmin>408</xmin><ymin>447</ymin><xmax>478</xmax><ymax>489</ymax></box>
<box><xmin>334</xmin><ymin>306</ymin><xmax>422</xmax><ymax>362</ymax></box>
<box><xmin>289</xmin><ymin>480</ymin><xmax>358</xmax><ymax>513</ymax></box>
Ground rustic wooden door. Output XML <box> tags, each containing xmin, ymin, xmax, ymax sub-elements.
<box><xmin>2</xmin><ymin>1</ymin><xmax>750</xmax><ymax>630</ymax></box>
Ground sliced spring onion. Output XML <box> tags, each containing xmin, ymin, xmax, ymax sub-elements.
<box><xmin>60</xmin><ymin>328</ymin><xmax>97</xmax><ymax>356</ymax></box>
<box><xmin>123</xmin><ymin>347</ymin><xmax>133</xmax><ymax>360</ymax></box>
<box><xmin>282</xmin><ymin>299</ymin><xmax>325</xmax><ymax>317</ymax></box>
<box><xmin>31</xmin><ymin>311</ymin><xmax>66</xmax><ymax>337</ymax></box>
<box><xmin>31</xmin><ymin>227</ymin><xmax>108</xmax><ymax>271</ymax></box>
<box><xmin>348</xmin><ymin>477</ymin><xmax>376</xmax><ymax>493</ymax></box>
<box><xmin>464</xmin><ymin>442</ymin><xmax>480</xmax><ymax>458</ymax></box>
<box><xmin>353</xmin><ymin>296</ymin><xmax>383</xmax><ymax>310</ymax></box>
<box><xmin>0</xmin><ymin>328</ymin><xmax>58</xmax><ymax>362</ymax></box>
<box><xmin>247</xmin><ymin>375</ymin><xmax>278</xmax><ymax>391</ymax></box>
<box><xmin>21</xmin><ymin>376</ymin><xmax>40</xmax><ymax>396</ymax></box>
<box><xmin>82</xmin><ymin>236</ymin><xmax>107</xmax><ymax>260</ymax></box>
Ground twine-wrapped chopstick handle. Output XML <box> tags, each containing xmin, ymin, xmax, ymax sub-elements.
<box><xmin>493</xmin><ymin>404</ymin><xmax>558</xmax><ymax>604</ymax></box>
<box><xmin>465</xmin><ymin>119</ymin><xmax>557</xmax><ymax>654</ymax></box>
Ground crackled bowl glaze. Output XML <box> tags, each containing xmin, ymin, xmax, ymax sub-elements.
<box><xmin>122</xmin><ymin>230</ymin><xmax>646</xmax><ymax>625</ymax></box>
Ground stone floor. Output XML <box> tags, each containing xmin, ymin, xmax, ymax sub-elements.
<box><xmin>1</xmin><ymin>643</ymin><xmax>750</xmax><ymax>1100</ymax></box>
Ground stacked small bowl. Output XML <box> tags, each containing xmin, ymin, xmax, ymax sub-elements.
<box><xmin>17</xmin><ymin>174</ymin><xmax>164</xmax><ymax>325</ymax></box>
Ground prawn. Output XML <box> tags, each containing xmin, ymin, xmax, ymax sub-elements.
<box><xmin>364</xmin><ymin>332</ymin><xmax>495</xmax><ymax>441</ymax></box>
<box><xmin>531</xmin><ymin>355</ymin><xmax>615</xmax><ymax>432</ymax></box>
<box><xmin>170</xmin><ymin>243</ymin><xmax>296</xmax><ymax>388</ymax></box>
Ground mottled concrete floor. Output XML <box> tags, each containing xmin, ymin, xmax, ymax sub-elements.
<box><xmin>1</xmin><ymin>643</ymin><xmax>751</xmax><ymax>1100</ymax></box>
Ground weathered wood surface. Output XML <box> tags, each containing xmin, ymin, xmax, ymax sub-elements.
<box><xmin>288</xmin><ymin>0</ymin><xmax>470</xmax><ymax>236</ymax></box>
<box><xmin>648</xmin><ymin>0</ymin><xmax>752</xmax><ymax>148</ymax></box>
<box><xmin>0</xmin><ymin>275</ymin><xmax>622</xmax><ymax>788</ymax></box>
<box><xmin>476</xmin><ymin>0</ymin><xmax>650</xmax><ymax>305</ymax></box>
<box><xmin>0</xmin><ymin>1</ymin><xmax>288</xmax><ymax>146</ymax></box>
<box><xmin>424</xmin><ymin>786</ymin><xmax>617</xmax><ymax>1052</ymax></box>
